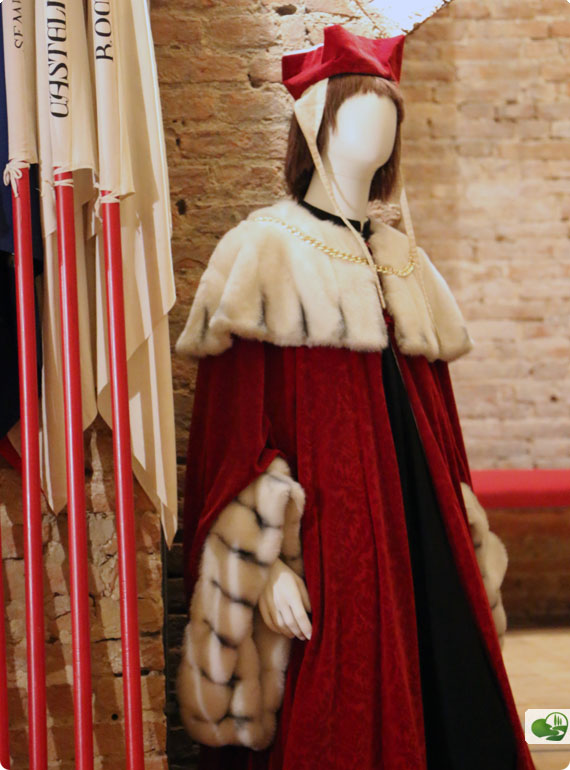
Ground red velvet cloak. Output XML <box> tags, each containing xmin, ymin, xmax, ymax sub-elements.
<box><xmin>182</xmin><ymin>313</ymin><xmax>535</xmax><ymax>770</ymax></box>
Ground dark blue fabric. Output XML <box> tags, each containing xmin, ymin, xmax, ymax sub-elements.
<box><xmin>0</xmin><ymin>252</ymin><xmax>21</xmax><ymax>437</ymax></box>
<box><xmin>0</xmin><ymin>11</ymin><xmax>13</xmax><ymax>254</ymax></box>
<box><xmin>0</xmin><ymin>12</ymin><xmax>43</xmax><ymax>260</ymax></box>
<box><xmin>0</xmin><ymin>13</ymin><xmax>43</xmax><ymax>438</ymax></box>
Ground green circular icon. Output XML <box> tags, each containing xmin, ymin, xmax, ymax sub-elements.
<box><xmin>531</xmin><ymin>712</ymin><xmax>569</xmax><ymax>742</ymax></box>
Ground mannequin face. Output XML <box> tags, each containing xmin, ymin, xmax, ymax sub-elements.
<box><xmin>324</xmin><ymin>92</ymin><xmax>398</xmax><ymax>176</ymax></box>
<box><xmin>303</xmin><ymin>85</ymin><xmax>400</xmax><ymax>222</ymax></box>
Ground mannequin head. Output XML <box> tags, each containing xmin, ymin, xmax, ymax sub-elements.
<box><xmin>326</xmin><ymin>92</ymin><xmax>398</xmax><ymax>179</ymax></box>
<box><xmin>285</xmin><ymin>74</ymin><xmax>405</xmax><ymax>203</ymax></box>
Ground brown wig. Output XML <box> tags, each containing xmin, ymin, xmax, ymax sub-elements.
<box><xmin>284</xmin><ymin>74</ymin><xmax>405</xmax><ymax>203</ymax></box>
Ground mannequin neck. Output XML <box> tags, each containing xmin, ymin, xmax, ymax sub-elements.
<box><xmin>303</xmin><ymin>153</ymin><xmax>375</xmax><ymax>228</ymax></box>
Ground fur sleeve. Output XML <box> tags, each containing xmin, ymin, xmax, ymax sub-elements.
<box><xmin>461</xmin><ymin>482</ymin><xmax>509</xmax><ymax>649</ymax></box>
<box><xmin>177</xmin><ymin>455</ymin><xmax>305</xmax><ymax>750</ymax></box>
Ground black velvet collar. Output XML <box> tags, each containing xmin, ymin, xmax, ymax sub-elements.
<box><xmin>300</xmin><ymin>200</ymin><xmax>373</xmax><ymax>241</ymax></box>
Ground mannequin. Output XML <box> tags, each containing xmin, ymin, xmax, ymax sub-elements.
<box><xmin>258</xmin><ymin>92</ymin><xmax>399</xmax><ymax>642</ymax></box>
<box><xmin>175</xmin><ymin>25</ymin><xmax>537</xmax><ymax>770</ymax></box>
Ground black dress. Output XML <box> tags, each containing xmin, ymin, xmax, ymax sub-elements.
<box><xmin>382</xmin><ymin>340</ymin><xmax>518</xmax><ymax>769</ymax></box>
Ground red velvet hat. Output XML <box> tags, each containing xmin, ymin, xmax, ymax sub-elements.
<box><xmin>282</xmin><ymin>25</ymin><xmax>405</xmax><ymax>100</ymax></box>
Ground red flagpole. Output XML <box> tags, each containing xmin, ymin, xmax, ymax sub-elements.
<box><xmin>53</xmin><ymin>169</ymin><xmax>94</xmax><ymax>770</ymax></box>
<box><xmin>101</xmin><ymin>194</ymin><xmax>145</xmax><ymax>769</ymax></box>
<box><xmin>12</xmin><ymin>168</ymin><xmax>47</xmax><ymax>770</ymax></box>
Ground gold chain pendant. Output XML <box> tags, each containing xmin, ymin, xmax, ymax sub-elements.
<box><xmin>252</xmin><ymin>216</ymin><xmax>417</xmax><ymax>278</ymax></box>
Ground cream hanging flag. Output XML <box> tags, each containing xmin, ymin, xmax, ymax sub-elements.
<box><xmin>2</xmin><ymin>0</ymin><xmax>38</xmax><ymax>168</ymax></box>
<box><xmin>88</xmin><ymin>0</ymin><xmax>177</xmax><ymax>545</ymax></box>
<box><xmin>34</xmin><ymin>0</ymin><xmax>98</xmax><ymax>514</ymax></box>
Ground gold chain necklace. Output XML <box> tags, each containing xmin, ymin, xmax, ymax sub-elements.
<box><xmin>252</xmin><ymin>216</ymin><xmax>417</xmax><ymax>278</ymax></box>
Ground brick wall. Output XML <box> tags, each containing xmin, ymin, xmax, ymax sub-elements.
<box><xmin>402</xmin><ymin>0</ymin><xmax>570</xmax><ymax>470</ymax></box>
<box><xmin>0</xmin><ymin>418</ymin><xmax>167</xmax><ymax>769</ymax></box>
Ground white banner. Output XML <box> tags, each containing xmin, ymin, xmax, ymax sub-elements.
<box><xmin>2</xmin><ymin>0</ymin><xmax>38</xmax><ymax>164</ymax></box>
<box><xmin>88</xmin><ymin>0</ymin><xmax>134</xmax><ymax>197</ymax></box>
<box><xmin>88</xmin><ymin>0</ymin><xmax>177</xmax><ymax>544</ymax></box>
<box><xmin>32</xmin><ymin>0</ymin><xmax>98</xmax><ymax>516</ymax></box>
<box><xmin>42</xmin><ymin>0</ymin><xmax>96</xmax><ymax>173</ymax></box>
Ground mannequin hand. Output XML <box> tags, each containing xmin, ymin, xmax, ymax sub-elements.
<box><xmin>258</xmin><ymin>558</ymin><xmax>312</xmax><ymax>641</ymax></box>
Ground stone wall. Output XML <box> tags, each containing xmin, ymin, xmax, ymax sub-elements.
<box><xmin>0</xmin><ymin>418</ymin><xmax>167</xmax><ymax>769</ymax></box>
<box><xmin>154</xmin><ymin>0</ymin><xmax>569</xmax><ymax>766</ymax></box>
<box><xmin>402</xmin><ymin>0</ymin><xmax>570</xmax><ymax>469</ymax></box>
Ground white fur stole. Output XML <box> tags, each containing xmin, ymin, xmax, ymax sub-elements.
<box><xmin>176</xmin><ymin>199</ymin><xmax>474</xmax><ymax>363</ymax></box>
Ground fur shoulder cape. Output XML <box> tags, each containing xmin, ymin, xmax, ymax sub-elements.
<box><xmin>176</xmin><ymin>198</ymin><xmax>474</xmax><ymax>362</ymax></box>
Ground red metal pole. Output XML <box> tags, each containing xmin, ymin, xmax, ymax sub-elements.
<box><xmin>0</xmin><ymin>525</ymin><xmax>10</xmax><ymax>769</ymax></box>
<box><xmin>12</xmin><ymin>168</ymin><xmax>47</xmax><ymax>770</ymax></box>
<box><xmin>101</xmin><ymin>195</ymin><xmax>145</xmax><ymax>769</ymax></box>
<box><xmin>53</xmin><ymin>169</ymin><xmax>94</xmax><ymax>770</ymax></box>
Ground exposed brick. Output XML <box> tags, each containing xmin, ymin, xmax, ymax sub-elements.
<box><xmin>305</xmin><ymin>0</ymin><xmax>354</xmax><ymax>14</ymax></box>
<box><xmin>157</xmin><ymin>50</ymin><xmax>248</xmax><ymax>85</ymax></box>
<box><xmin>453</xmin><ymin>39</ymin><xmax>522</xmax><ymax>59</ymax></box>
<box><xmin>550</xmin><ymin>20</ymin><xmax>570</xmax><ymax>37</ymax></box>
<box><xmin>248</xmin><ymin>53</ymin><xmax>283</xmax><ymax>86</ymax></box>
<box><xmin>279</xmin><ymin>14</ymin><xmax>306</xmax><ymax>48</ymax></box>
<box><xmin>411</xmin><ymin>18</ymin><xmax>468</xmax><ymax>41</ymax></box>
<box><xmin>150</xmin><ymin>13</ymin><xmax>202</xmax><ymax>45</ymax></box>
<box><xmin>2</xmin><ymin>422</ymin><xmax>166</xmax><ymax>768</ymax></box>
<box><xmin>448</xmin><ymin>0</ymin><xmax>491</xmax><ymax>19</ymax></box>
<box><xmin>465</xmin><ymin>20</ymin><xmax>549</xmax><ymax>39</ymax></box>
<box><xmin>403</xmin><ymin>59</ymin><xmax>456</xmax><ymax>82</ymax></box>
<box><xmin>541</xmin><ymin>61</ymin><xmax>570</xmax><ymax>82</ymax></box>
<box><xmin>521</xmin><ymin>38</ymin><xmax>561</xmax><ymax>59</ymax></box>
<box><xmin>206</xmin><ymin>16</ymin><xmax>277</xmax><ymax>48</ymax></box>
<box><xmin>487</xmin><ymin>1</ymin><xmax>537</xmax><ymax>20</ymax></box>
<box><xmin>161</xmin><ymin>86</ymin><xmax>217</xmax><ymax>122</ymax></box>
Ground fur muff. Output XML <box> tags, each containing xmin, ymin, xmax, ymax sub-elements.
<box><xmin>175</xmin><ymin>199</ymin><xmax>474</xmax><ymax>363</ymax></box>
<box><xmin>177</xmin><ymin>456</ymin><xmax>306</xmax><ymax>750</ymax></box>
<box><xmin>461</xmin><ymin>482</ymin><xmax>509</xmax><ymax>648</ymax></box>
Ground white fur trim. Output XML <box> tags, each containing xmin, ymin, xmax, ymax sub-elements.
<box><xmin>461</xmin><ymin>482</ymin><xmax>509</xmax><ymax>648</ymax></box>
<box><xmin>175</xmin><ymin>199</ymin><xmax>473</xmax><ymax>363</ymax></box>
<box><xmin>177</xmin><ymin>456</ymin><xmax>306</xmax><ymax>750</ymax></box>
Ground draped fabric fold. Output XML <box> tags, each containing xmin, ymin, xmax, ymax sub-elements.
<box><xmin>3</xmin><ymin>0</ymin><xmax>177</xmax><ymax>541</ymax></box>
<box><xmin>180</xmin><ymin>328</ymin><xmax>534</xmax><ymax>769</ymax></box>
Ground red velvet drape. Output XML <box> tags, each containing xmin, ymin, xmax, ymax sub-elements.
<box><xmin>182</xmin><ymin>321</ymin><xmax>535</xmax><ymax>770</ymax></box>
